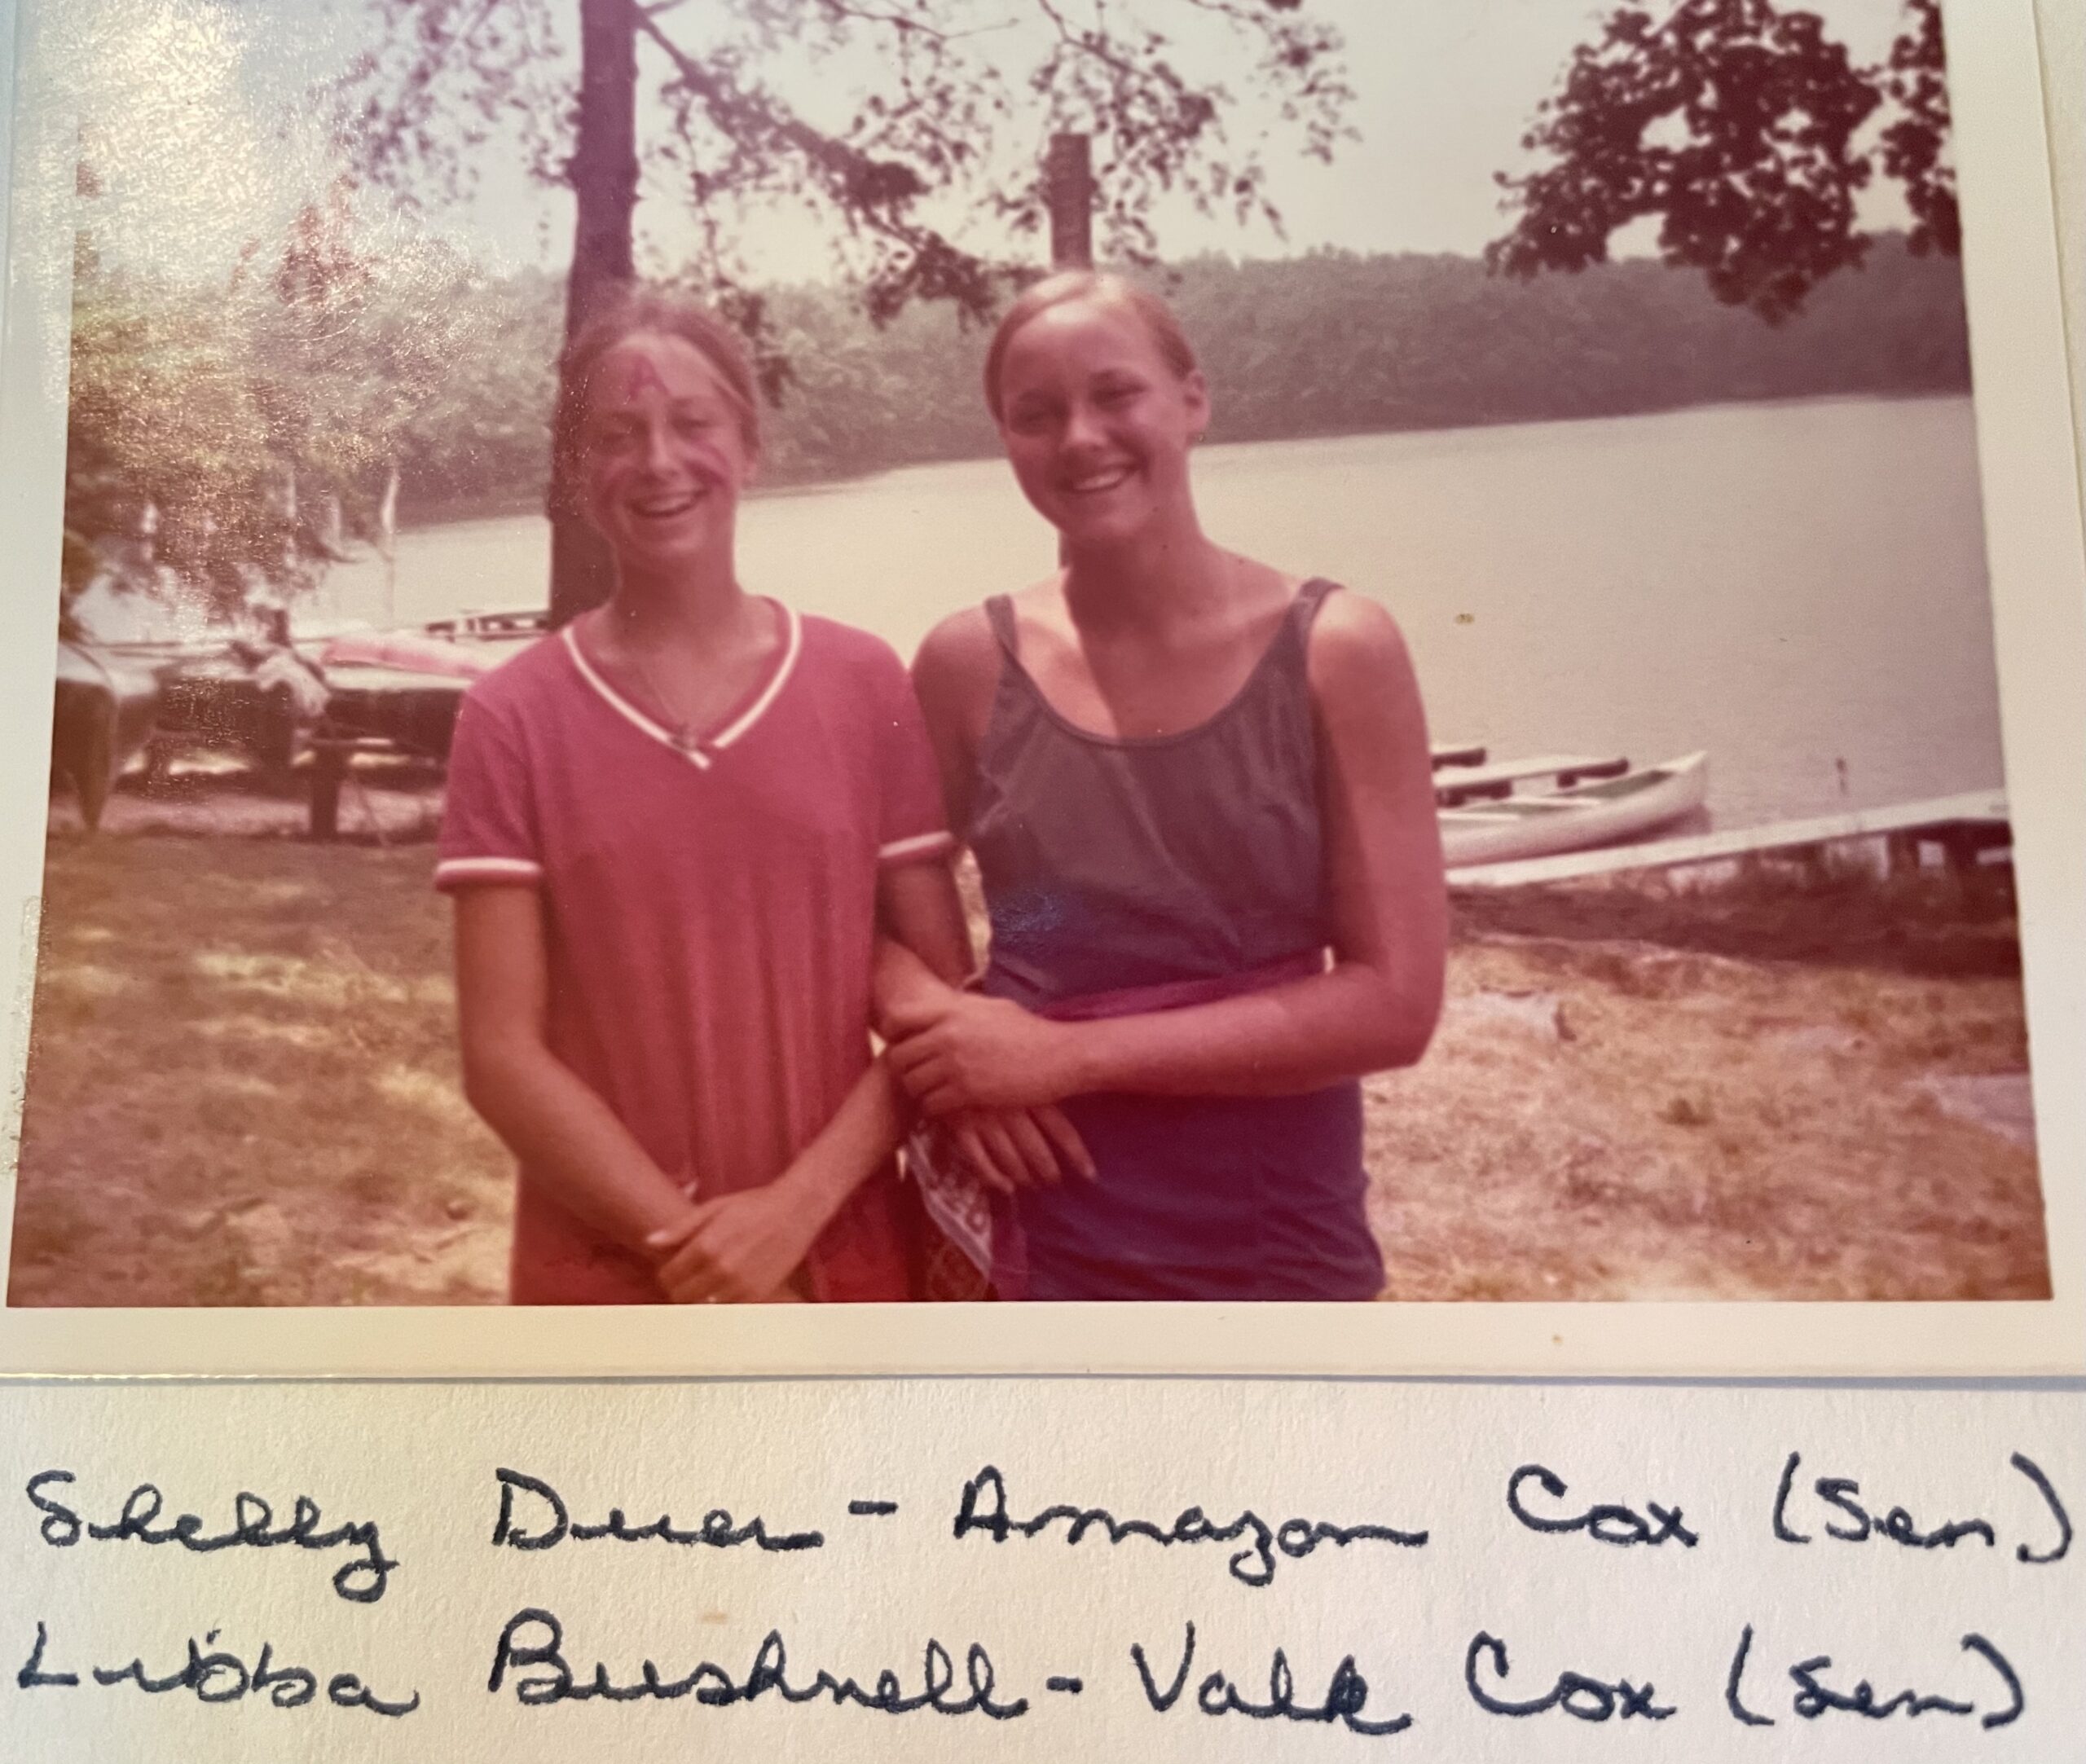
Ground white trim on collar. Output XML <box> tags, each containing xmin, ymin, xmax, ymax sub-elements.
<box><xmin>560</xmin><ymin>622</ymin><xmax>709</xmax><ymax>767</ymax></box>
<box><xmin>711</xmin><ymin>601</ymin><xmax>803</xmax><ymax>750</ymax></box>
<box><xmin>557</xmin><ymin>602</ymin><xmax>802</xmax><ymax>768</ymax></box>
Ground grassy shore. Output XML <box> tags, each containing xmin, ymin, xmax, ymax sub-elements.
<box><xmin>7</xmin><ymin>827</ymin><xmax>2049</xmax><ymax>1305</ymax></box>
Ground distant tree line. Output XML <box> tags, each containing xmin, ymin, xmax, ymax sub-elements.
<box><xmin>382</xmin><ymin>236</ymin><xmax>1969</xmax><ymax>523</ymax></box>
<box><xmin>65</xmin><ymin>234</ymin><xmax>1970</xmax><ymax>600</ymax></box>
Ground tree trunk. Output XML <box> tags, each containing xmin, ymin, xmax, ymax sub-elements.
<box><xmin>548</xmin><ymin>0</ymin><xmax>641</xmax><ymax>627</ymax></box>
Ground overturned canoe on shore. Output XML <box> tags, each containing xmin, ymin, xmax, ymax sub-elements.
<box><xmin>52</xmin><ymin>640</ymin><xmax>162</xmax><ymax>830</ymax></box>
<box><xmin>1438</xmin><ymin>752</ymin><xmax>1709</xmax><ymax>869</ymax></box>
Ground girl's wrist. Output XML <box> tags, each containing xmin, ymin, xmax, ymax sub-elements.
<box><xmin>1049</xmin><ymin>1015</ymin><xmax>1103</xmax><ymax>1098</ymax></box>
<box><xmin>772</xmin><ymin>1151</ymin><xmax>856</xmax><ymax>1234</ymax></box>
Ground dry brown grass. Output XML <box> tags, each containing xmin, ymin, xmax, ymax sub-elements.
<box><xmin>9</xmin><ymin>834</ymin><xmax>510</xmax><ymax>1305</ymax></box>
<box><xmin>1375</xmin><ymin>866</ymin><xmax>2048</xmax><ymax>1300</ymax></box>
<box><xmin>7</xmin><ymin>834</ymin><xmax>2051</xmax><ymax>1306</ymax></box>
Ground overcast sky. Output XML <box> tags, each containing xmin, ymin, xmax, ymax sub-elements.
<box><xmin>52</xmin><ymin>0</ymin><xmax>1921</xmax><ymax>284</ymax></box>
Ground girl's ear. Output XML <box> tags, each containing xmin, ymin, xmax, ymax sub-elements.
<box><xmin>1183</xmin><ymin>368</ymin><xmax>1212</xmax><ymax>442</ymax></box>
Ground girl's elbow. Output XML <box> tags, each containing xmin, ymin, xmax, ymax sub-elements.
<box><xmin>1360</xmin><ymin>978</ymin><xmax>1443</xmax><ymax>1072</ymax></box>
<box><xmin>460</xmin><ymin>1031</ymin><xmax>537</xmax><ymax>1121</ymax></box>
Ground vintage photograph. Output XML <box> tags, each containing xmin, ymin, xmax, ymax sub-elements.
<box><xmin>5</xmin><ymin>0</ymin><xmax>2056</xmax><ymax>1312</ymax></box>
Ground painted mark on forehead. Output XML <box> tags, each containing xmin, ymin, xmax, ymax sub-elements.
<box><xmin>622</xmin><ymin>353</ymin><xmax>672</xmax><ymax>399</ymax></box>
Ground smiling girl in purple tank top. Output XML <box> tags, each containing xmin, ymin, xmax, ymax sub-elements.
<box><xmin>882</xmin><ymin>273</ymin><xmax>1450</xmax><ymax>1300</ymax></box>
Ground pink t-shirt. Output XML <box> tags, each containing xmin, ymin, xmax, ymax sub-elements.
<box><xmin>436</xmin><ymin>602</ymin><xmax>953</xmax><ymax>1304</ymax></box>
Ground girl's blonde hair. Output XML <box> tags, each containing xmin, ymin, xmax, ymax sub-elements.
<box><xmin>981</xmin><ymin>271</ymin><xmax>1199</xmax><ymax>423</ymax></box>
<box><xmin>552</xmin><ymin>288</ymin><xmax>762</xmax><ymax>484</ymax></box>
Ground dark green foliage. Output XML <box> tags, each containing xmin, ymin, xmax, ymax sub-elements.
<box><xmin>1493</xmin><ymin>0</ymin><xmax>1958</xmax><ymax>322</ymax></box>
<box><xmin>385</xmin><ymin>236</ymin><xmax>1969</xmax><ymax>522</ymax></box>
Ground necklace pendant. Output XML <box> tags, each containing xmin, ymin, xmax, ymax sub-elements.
<box><xmin>670</xmin><ymin>727</ymin><xmax>703</xmax><ymax>755</ymax></box>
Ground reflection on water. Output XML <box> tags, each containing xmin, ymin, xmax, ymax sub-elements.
<box><xmin>301</xmin><ymin>394</ymin><xmax>2005</xmax><ymax>829</ymax></box>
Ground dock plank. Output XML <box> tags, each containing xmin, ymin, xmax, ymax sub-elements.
<box><xmin>1448</xmin><ymin>790</ymin><xmax>2009</xmax><ymax>887</ymax></box>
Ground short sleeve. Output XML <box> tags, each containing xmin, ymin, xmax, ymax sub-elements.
<box><xmin>434</xmin><ymin>693</ymin><xmax>544</xmax><ymax>890</ymax></box>
<box><xmin>871</xmin><ymin>647</ymin><xmax>955</xmax><ymax>869</ymax></box>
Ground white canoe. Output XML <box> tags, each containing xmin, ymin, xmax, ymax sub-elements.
<box><xmin>1439</xmin><ymin>751</ymin><xmax>1709</xmax><ymax>869</ymax></box>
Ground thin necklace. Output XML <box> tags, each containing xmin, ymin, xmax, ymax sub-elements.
<box><xmin>599</xmin><ymin>607</ymin><xmax>706</xmax><ymax>753</ymax></box>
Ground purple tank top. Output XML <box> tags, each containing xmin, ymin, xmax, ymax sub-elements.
<box><xmin>969</xmin><ymin>581</ymin><xmax>1384</xmax><ymax>1300</ymax></box>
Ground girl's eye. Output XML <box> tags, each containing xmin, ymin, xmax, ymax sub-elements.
<box><xmin>1007</xmin><ymin>404</ymin><xmax>1057</xmax><ymax>435</ymax></box>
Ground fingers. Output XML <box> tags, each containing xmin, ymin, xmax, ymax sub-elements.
<box><xmin>950</xmin><ymin>1121</ymin><xmax>1015</xmax><ymax>1194</ymax></box>
<box><xmin>887</xmin><ymin>1034</ymin><xmax>940</xmax><ymax>1091</ymax></box>
<box><xmin>918</xmin><ymin>1077</ymin><xmax>967</xmax><ymax>1117</ymax></box>
<box><xmin>1002</xmin><ymin>1108</ymin><xmax>1064</xmax><ymax>1186</ymax></box>
<box><xmin>655</xmin><ymin>1234</ymin><xmax>720</xmax><ymax>1298</ymax></box>
<box><xmin>1030</xmin><ymin>1103</ymin><xmax>1098</xmax><ymax>1181</ymax></box>
<box><xmin>645</xmin><ymin>1208</ymin><xmax>708</xmax><ymax>1260</ymax></box>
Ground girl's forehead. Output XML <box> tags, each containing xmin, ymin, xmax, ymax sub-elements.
<box><xmin>1002</xmin><ymin>299</ymin><xmax>1166</xmax><ymax>379</ymax></box>
<box><xmin>590</xmin><ymin>332</ymin><xmax>730</xmax><ymax>409</ymax></box>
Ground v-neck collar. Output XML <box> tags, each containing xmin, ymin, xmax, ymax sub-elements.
<box><xmin>561</xmin><ymin>599</ymin><xmax>803</xmax><ymax>770</ymax></box>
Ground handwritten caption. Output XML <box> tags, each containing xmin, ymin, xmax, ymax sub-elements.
<box><xmin>10</xmin><ymin>1449</ymin><xmax>2072</xmax><ymax>1737</ymax></box>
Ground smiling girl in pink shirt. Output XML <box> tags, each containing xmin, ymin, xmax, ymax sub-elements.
<box><xmin>438</xmin><ymin>291</ymin><xmax>1079</xmax><ymax>1304</ymax></box>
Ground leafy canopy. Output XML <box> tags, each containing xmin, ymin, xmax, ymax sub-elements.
<box><xmin>329</xmin><ymin>0</ymin><xmax>1353</xmax><ymax>378</ymax></box>
<box><xmin>1490</xmin><ymin>0</ymin><xmax>1956</xmax><ymax>323</ymax></box>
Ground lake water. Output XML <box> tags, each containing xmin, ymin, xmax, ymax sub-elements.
<box><xmin>314</xmin><ymin>394</ymin><xmax>2003</xmax><ymax>830</ymax></box>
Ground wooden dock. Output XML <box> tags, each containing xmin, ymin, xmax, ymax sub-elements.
<box><xmin>1447</xmin><ymin>790</ymin><xmax>2010</xmax><ymax>889</ymax></box>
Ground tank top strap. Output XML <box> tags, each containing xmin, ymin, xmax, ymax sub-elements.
<box><xmin>984</xmin><ymin>592</ymin><xmax>1022</xmax><ymax>657</ymax></box>
<box><xmin>1256</xmin><ymin>577</ymin><xmax>1339</xmax><ymax>699</ymax></box>
<box><xmin>1287</xmin><ymin>577</ymin><xmax>1340</xmax><ymax>637</ymax></box>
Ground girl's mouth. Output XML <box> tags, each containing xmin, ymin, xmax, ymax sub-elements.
<box><xmin>1062</xmin><ymin>465</ymin><xmax>1134</xmax><ymax>496</ymax></box>
<box><xmin>629</xmin><ymin>490</ymin><xmax>703</xmax><ymax>520</ymax></box>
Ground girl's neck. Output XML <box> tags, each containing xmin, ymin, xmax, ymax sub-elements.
<box><xmin>602</xmin><ymin>554</ymin><xmax>747</xmax><ymax>650</ymax></box>
<box><xmin>1060</xmin><ymin>513</ymin><xmax>1229</xmax><ymax>637</ymax></box>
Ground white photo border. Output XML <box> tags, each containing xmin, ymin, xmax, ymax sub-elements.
<box><xmin>0</xmin><ymin>0</ymin><xmax>2080</xmax><ymax>1377</ymax></box>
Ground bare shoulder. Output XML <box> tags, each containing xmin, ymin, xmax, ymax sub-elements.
<box><xmin>913</xmin><ymin>602</ymin><xmax>1001</xmax><ymax>691</ymax></box>
<box><xmin>912</xmin><ymin>599</ymin><xmax>1011</xmax><ymax>746</ymax></box>
<box><xmin>1306</xmin><ymin>587</ymin><xmax>1418</xmax><ymax>697</ymax></box>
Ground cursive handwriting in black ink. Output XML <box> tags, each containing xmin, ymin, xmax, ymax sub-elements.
<box><xmin>1961</xmin><ymin>1634</ymin><xmax>2027</xmax><ymax>1728</ymax></box>
<box><xmin>25</xmin><ymin>1471</ymin><xmax>395</xmax><ymax>1603</ymax></box>
<box><xmin>2010</xmin><ymin>1452</ymin><xmax>2072</xmax><ymax>1564</ymax></box>
<box><xmin>953</xmin><ymin>1465</ymin><xmax>1426</xmax><ymax>1589</ymax></box>
<box><xmin>1464</xmin><ymin>1632</ymin><xmax>1675</xmax><ymax>1722</ymax></box>
<box><xmin>1771</xmin><ymin>1452</ymin><xmax>1809</xmax><ymax>1543</ymax></box>
<box><xmin>848</xmin><ymin>1500</ymin><xmax>899</xmax><ymax>1517</ymax></box>
<box><xmin>1132</xmin><ymin>1621</ymin><xmax>1198</xmax><ymax>1712</ymax></box>
<box><xmin>17</xmin><ymin>1623</ymin><xmax>78</xmax><ymax>1689</ymax></box>
<box><xmin>491</xmin><ymin>1468</ymin><xmax>822</xmax><ymax>1555</ymax></box>
<box><xmin>1506</xmin><ymin>1464</ymin><xmax>1698</xmax><ymax>1547</ymax></box>
<box><xmin>1128</xmin><ymin>1622</ymin><xmax>1408</xmax><ymax>1736</ymax></box>
<box><xmin>18</xmin><ymin>1623</ymin><xmax>416</xmax><ymax>1716</ymax></box>
<box><xmin>1772</xmin><ymin>1454</ymin><xmax>1996</xmax><ymax>1551</ymax></box>
<box><xmin>1789</xmin><ymin>1634</ymin><xmax>2023</xmax><ymax>1727</ymax></box>
<box><xmin>486</xmin><ymin>1608</ymin><xmax>1028</xmax><ymax>1718</ymax></box>
<box><xmin>1723</xmin><ymin>1625</ymin><xmax>1774</xmax><ymax>1727</ymax></box>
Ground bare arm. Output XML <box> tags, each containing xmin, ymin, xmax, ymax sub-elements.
<box><xmin>453</xmin><ymin>884</ymin><xmax>700</xmax><ymax>1252</ymax></box>
<box><xmin>888</xmin><ymin>593</ymin><xmax>1448</xmax><ymax>1109</ymax></box>
<box><xmin>649</xmin><ymin>859</ymin><xmax>964</xmax><ymax>1301</ymax></box>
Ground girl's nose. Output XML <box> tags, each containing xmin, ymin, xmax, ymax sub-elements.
<box><xmin>640</xmin><ymin>421</ymin><xmax>676</xmax><ymax>473</ymax></box>
<box><xmin>1059</xmin><ymin>399</ymin><xmax>1105</xmax><ymax>451</ymax></box>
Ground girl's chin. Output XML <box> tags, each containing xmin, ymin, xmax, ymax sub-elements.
<box><xmin>1052</xmin><ymin>504</ymin><xmax>1152</xmax><ymax>545</ymax></box>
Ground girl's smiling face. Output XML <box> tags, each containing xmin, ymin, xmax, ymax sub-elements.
<box><xmin>993</xmin><ymin>297</ymin><xmax>1208</xmax><ymax>545</ymax></box>
<box><xmin>577</xmin><ymin>332</ymin><xmax>756</xmax><ymax>571</ymax></box>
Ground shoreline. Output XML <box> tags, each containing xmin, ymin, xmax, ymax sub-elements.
<box><xmin>389</xmin><ymin>387</ymin><xmax>1976</xmax><ymax>535</ymax></box>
